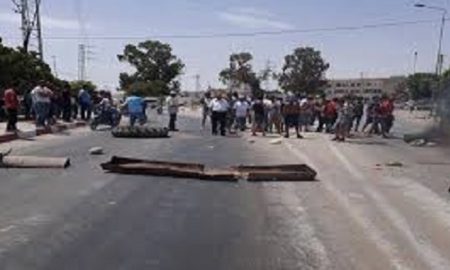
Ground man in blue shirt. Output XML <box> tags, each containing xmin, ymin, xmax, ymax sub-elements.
<box><xmin>78</xmin><ymin>87</ymin><xmax>92</xmax><ymax>120</ymax></box>
<box><xmin>122</xmin><ymin>92</ymin><xmax>145</xmax><ymax>127</ymax></box>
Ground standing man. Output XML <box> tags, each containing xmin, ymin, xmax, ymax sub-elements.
<box><xmin>251</xmin><ymin>97</ymin><xmax>266</xmax><ymax>136</ymax></box>
<box><xmin>3</xmin><ymin>86</ymin><xmax>19</xmax><ymax>132</ymax></box>
<box><xmin>31</xmin><ymin>81</ymin><xmax>52</xmax><ymax>127</ymax></box>
<box><xmin>61</xmin><ymin>83</ymin><xmax>72</xmax><ymax>122</ymax></box>
<box><xmin>209</xmin><ymin>93</ymin><xmax>229</xmax><ymax>136</ymax></box>
<box><xmin>78</xmin><ymin>86</ymin><xmax>92</xmax><ymax>120</ymax></box>
<box><xmin>200</xmin><ymin>92</ymin><xmax>212</xmax><ymax>129</ymax></box>
<box><xmin>23</xmin><ymin>89</ymin><xmax>33</xmax><ymax>120</ymax></box>
<box><xmin>233</xmin><ymin>95</ymin><xmax>250</xmax><ymax>132</ymax></box>
<box><xmin>352</xmin><ymin>97</ymin><xmax>364</xmax><ymax>132</ymax></box>
<box><xmin>282</xmin><ymin>96</ymin><xmax>303</xmax><ymax>138</ymax></box>
<box><xmin>166</xmin><ymin>91</ymin><xmax>180</xmax><ymax>131</ymax></box>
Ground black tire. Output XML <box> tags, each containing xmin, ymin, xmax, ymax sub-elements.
<box><xmin>111</xmin><ymin>126</ymin><xmax>169</xmax><ymax>138</ymax></box>
<box><xmin>90</xmin><ymin>121</ymin><xmax>98</xmax><ymax>131</ymax></box>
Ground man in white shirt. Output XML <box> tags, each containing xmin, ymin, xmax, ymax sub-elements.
<box><xmin>200</xmin><ymin>92</ymin><xmax>212</xmax><ymax>129</ymax></box>
<box><xmin>209</xmin><ymin>93</ymin><xmax>229</xmax><ymax>136</ymax></box>
<box><xmin>31</xmin><ymin>81</ymin><xmax>52</xmax><ymax>127</ymax></box>
<box><xmin>166</xmin><ymin>91</ymin><xmax>180</xmax><ymax>131</ymax></box>
<box><xmin>233</xmin><ymin>96</ymin><xmax>249</xmax><ymax>131</ymax></box>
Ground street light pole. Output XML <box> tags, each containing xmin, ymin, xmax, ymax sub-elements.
<box><xmin>436</xmin><ymin>11</ymin><xmax>446</xmax><ymax>75</ymax></box>
<box><xmin>414</xmin><ymin>3</ymin><xmax>447</xmax><ymax>117</ymax></box>
<box><xmin>414</xmin><ymin>3</ymin><xmax>447</xmax><ymax>76</ymax></box>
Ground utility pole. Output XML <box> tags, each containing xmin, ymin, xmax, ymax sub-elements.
<box><xmin>13</xmin><ymin>0</ymin><xmax>43</xmax><ymax>58</ymax></box>
<box><xmin>78</xmin><ymin>44</ymin><xmax>86</xmax><ymax>81</ymax></box>
<box><xmin>264</xmin><ymin>59</ymin><xmax>273</xmax><ymax>92</ymax></box>
<box><xmin>35</xmin><ymin>0</ymin><xmax>43</xmax><ymax>59</ymax></box>
<box><xmin>413</xmin><ymin>51</ymin><xmax>418</xmax><ymax>74</ymax></box>
<box><xmin>52</xmin><ymin>55</ymin><xmax>58</xmax><ymax>78</ymax></box>
<box><xmin>195</xmin><ymin>74</ymin><xmax>201</xmax><ymax>92</ymax></box>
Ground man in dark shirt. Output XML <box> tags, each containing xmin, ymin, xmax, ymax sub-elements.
<box><xmin>251</xmin><ymin>97</ymin><xmax>266</xmax><ymax>136</ymax></box>
<box><xmin>352</xmin><ymin>98</ymin><xmax>364</xmax><ymax>132</ymax></box>
<box><xmin>282</xmin><ymin>97</ymin><xmax>303</xmax><ymax>138</ymax></box>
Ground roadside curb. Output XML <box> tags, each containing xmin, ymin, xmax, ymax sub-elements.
<box><xmin>0</xmin><ymin>121</ymin><xmax>87</xmax><ymax>144</ymax></box>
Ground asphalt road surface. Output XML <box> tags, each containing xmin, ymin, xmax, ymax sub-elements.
<box><xmin>0</xmin><ymin>112</ymin><xmax>449</xmax><ymax>270</ymax></box>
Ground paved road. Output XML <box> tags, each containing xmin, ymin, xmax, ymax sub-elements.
<box><xmin>0</xmin><ymin>113</ymin><xmax>449</xmax><ymax>270</ymax></box>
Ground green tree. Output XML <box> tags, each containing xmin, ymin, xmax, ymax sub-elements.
<box><xmin>219</xmin><ymin>52</ymin><xmax>261</xmax><ymax>96</ymax></box>
<box><xmin>0</xmin><ymin>38</ymin><xmax>56</xmax><ymax>95</ymax></box>
<box><xmin>69</xmin><ymin>80</ymin><xmax>97</xmax><ymax>94</ymax></box>
<box><xmin>441</xmin><ymin>68</ymin><xmax>450</xmax><ymax>88</ymax></box>
<box><xmin>117</xmin><ymin>40</ymin><xmax>184</xmax><ymax>96</ymax></box>
<box><xmin>278</xmin><ymin>47</ymin><xmax>329</xmax><ymax>95</ymax></box>
<box><xmin>406</xmin><ymin>73</ymin><xmax>438</xmax><ymax>100</ymax></box>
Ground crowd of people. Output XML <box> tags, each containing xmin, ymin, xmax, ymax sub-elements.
<box><xmin>199</xmin><ymin>91</ymin><xmax>395</xmax><ymax>142</ymax></box>
<box><xmin>1</xmin><ymin>81</ymin><xmax>115</xmax><ymax>132</ymax></box>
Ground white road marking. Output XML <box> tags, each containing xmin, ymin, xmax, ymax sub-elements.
<box><xmin>284</xmin><ymin>140</ymin><xmax>410</xmax><ymax>270</ymax></box>
<box><xmin>263</xmin><ymin>185</ymin><xmax>332</xmax><ymax>270</ymax></box>
<box><xmin>0</xmin><ymin>225</ymin><xmax>16</xmax><ymax>233</ymax></box>
<box><xmin>325</xmin><ymin>140</ymin><xmax>450</xmax><ymax>270</ymax></box>
<box><xmin>386</xmin><ymin>176</ymin><xmax>450</xmax><ymax>231</ymax></box>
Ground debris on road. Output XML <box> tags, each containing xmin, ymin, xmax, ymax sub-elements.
<box><xmin>112</xmin><ymin>126</ymin><xmax>169</xmax><ymax>138</ymax></box>
<box><xmin>269</xmin><ymin>138</ymin><xmax>283</xmax><ymax>145</ymax></box>
<box><xmin>385</xmin><ymin>161</ymin><xmax>404</xmax><ymax>167</ymax></box>
<box><xmin>233</xmin><ymin>164</ymin><xmax>317</xmax><ymax>182</ymax></box>
<box><xmin>409</xmin><ymin>139</ymin><xmax>427</xmax><ymax>147</ymax></box>
<box><xmin>247</xmin><ymin>138</ymin><xmax>255</xmax><ymax>144</ymax></box>
<box><xmin>101</xmin><ymin>156</ymin><xmax>317</xmax><ymax>182</ymax></box>
<box><xmin>89</xmin><ymin>147</ymin><xmax>104</xmax><ymax>155</ymax></box>
<box><xmin>1</xmin><ymin>148</ymin><xmax>70</xmax><ymax>169</ymax></box>
<box><xmin>0</xmin><ymin>154</ymin><xmax>70</xmax><ymax>169</ymax></box>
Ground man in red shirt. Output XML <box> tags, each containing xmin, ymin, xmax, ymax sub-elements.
<box><xmin>3</xmin><ymin>87</ymin><xmax>19</xmax><ymax>132</ymax></box>
<box><xmin>324</xmin><ymin>98</ymin><xmax>338</xmax><ymax>133</ymax></box>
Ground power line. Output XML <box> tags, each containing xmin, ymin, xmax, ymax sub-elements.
<box><xmin>4</xmin><ymin>17</ymin><xmax>448</xmax><ymax>41</ymax></box>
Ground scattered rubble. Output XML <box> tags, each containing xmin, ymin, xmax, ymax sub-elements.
<box><xmin>0</xmin><ymin>148</ymin><xmax>70</xmax><ymax>169</ymax></box>
<box><xmin>112</xmin><ymin>126</ymin><xmax>169</xmax><ymax>138</ymax></box>
<box><xmin>269</xmin><ymin>138</ymin><xmax>283</xmax><ymax>145</ymax></box>
<box><xmin>101</xmin><ymin>156</ymin><xmax>317</xmax><ymax>182</ymax></box>
<box><xmin>385</xmin><ymin>161</ymin><xmax>404</xmax><ymax>167</ymax></box>
<box><xmin>409</xmin><ymin>139</ymin><xmax>427</xmax><ymax>147</ymax></box>
<box><xmin>89</xmin><ymin>147</ymin><xmax>104</xmax><ymax>155</ymax></box>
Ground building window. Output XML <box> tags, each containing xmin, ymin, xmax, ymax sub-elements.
<box><xmin>351</xmin><ymin>83</ymin><xmax>355</xmax><ymax>87</ymax></box>
<box><xmin>366</xmin><ymin>82</ymin><xmax>372</xmax><ymax>86</ymax></box>
<box><xmin>336</xmin><ymin>83</ymin><xmax>341</xmax><ymax>87</ymax></box>
<box><xmin>357</xmin><ymin>83</ymin><xmax>361</xmax><ymax>87</ymax></box>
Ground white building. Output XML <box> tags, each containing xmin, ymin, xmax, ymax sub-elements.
<box><xmin>325</xmin><ymin>76</ymin><xmax>406</xmax><ymax>98</ymax></box>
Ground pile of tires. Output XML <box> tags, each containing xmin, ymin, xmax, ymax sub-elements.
<box><xmin>111</xmin><ymin>126</ymin><xmax>170</xmax><ymax>138</ymax></box>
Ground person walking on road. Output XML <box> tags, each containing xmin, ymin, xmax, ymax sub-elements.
<box><xmin>333</xmin><ymin>98</ymin><xmax>353</xmax><ymax>142</ymax></box>
<box><xmin>122</xmin><ymin>92</ymin><xmax>145</xmax><ymax>127</ymax></box>
<box><xmin>209</xmin><ymin>93</ymin><xmax>229</xmax><ymax>136</ymax></box>
<box><xmin>31</xmin><ymin>81</ymin><xmax>52</xmax><ymax>127</ymax></box>
<box><xmin>78</xmin><ymin>87</ymin><xmax>92</xmax><ymax>120</ymax></box>
<box><xmin>166</xmin><ymin>91</ymin><xmax>180</xmax><ymax>131</ymax></box>
<box><xmin>233</xmin><ymin>95</ymin><xmax>250</xmax><ymax>132</ymax></box>
<box><xmin>3</xmin><ymin>86</ymin><xmax>19</xmax><ymax>132</ymax></box>
<box><xmin>200</xmin><ymin>92</ymin><xmax>212</xmax><ymax>129</ymax></box>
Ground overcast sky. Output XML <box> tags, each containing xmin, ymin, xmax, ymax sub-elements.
<box><xmin>0</xmin><ymin>0</ymin><xmax>449</xmax><ymax>91</ymax></box>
